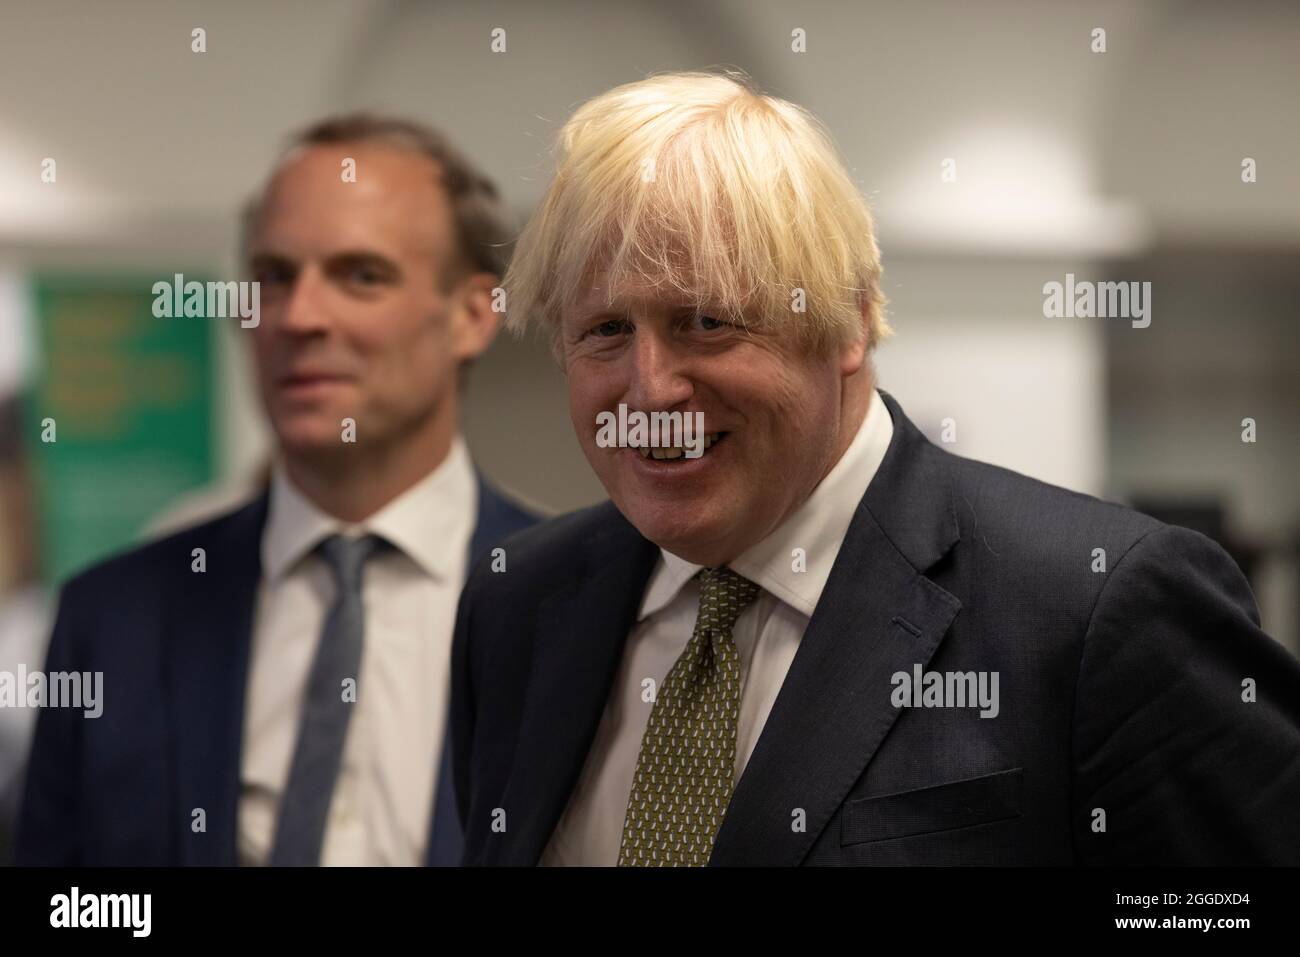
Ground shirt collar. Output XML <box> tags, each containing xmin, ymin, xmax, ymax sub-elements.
<box><xmin>637</xmin><ymin>388</ymin><xmax>895</xmax><ymax>621</ymax></box>
<box><xmin>261</xmin><ymin>435</ymin><xmax>478</xmax><ymax>582</ymax></box>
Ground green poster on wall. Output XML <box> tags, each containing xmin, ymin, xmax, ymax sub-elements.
<box><xmin>26</xmin><ymin>275</ymin><xmax>215</xmax><ymax>584</ymax></box>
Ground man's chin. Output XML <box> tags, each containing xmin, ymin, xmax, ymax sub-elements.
<box><xmin>616</xmin><ymin>502</ymin><xmax>738</xmax><ymax>565</ymax></box>
<box><xmin>274</xmin><ymin>421</ymin><xmax>358</xmax><ymax>461</ymax></box>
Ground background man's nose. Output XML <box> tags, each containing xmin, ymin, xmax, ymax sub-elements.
<box><xmin>278</xmin><ymin>266</ymin><xmax>331</xmax><ymax>336</ymax></box>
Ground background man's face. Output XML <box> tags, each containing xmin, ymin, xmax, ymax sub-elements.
<box><xmin>248</xmin><ymin>143</ymin><xmax>473</xmax><ymax>461</ymax></box>
<box><xmin>563</xmin><ymin>280</ymin><xmax>857</xmax><ymax>566</ymax></box>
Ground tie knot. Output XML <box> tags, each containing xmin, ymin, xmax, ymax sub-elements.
<box><xmin>317</xmin><ymin>533</ymin><xmax>384</xmax><ymax>593</ymax></box>
<box><xmin>695</xmin><ymin>566</ymin><xmax>760</xmax><ymax>634</ymax></box>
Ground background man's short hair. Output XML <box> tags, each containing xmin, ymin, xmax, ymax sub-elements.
<box><xmin>243</xmin><ymin>112</ymin><xmax>514</xmax><ymax>287</ymax></box>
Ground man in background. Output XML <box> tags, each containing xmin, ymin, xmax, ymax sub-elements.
<box><xmin>18</xmin><ymin>114</ymin><xmax>536</xmax><ymax>865</ymax></box>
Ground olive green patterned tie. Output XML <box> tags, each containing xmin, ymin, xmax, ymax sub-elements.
<box><xmin>618</xmin><ymin>566</ymin><xmax>761</xmax><ymax>866</ymax></box>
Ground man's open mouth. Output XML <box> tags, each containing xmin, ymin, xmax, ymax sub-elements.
<box><xmin>631</xmin><ymin>432</ymin><xmax>728</xmax><ymax>461</ymax></box>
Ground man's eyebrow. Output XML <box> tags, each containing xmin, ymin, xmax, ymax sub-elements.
<box><xmin>574</xmin><ymin>297</ymin><xmax>705</xmax><ymax>318</ymax></box>
<box><xmin>323</xmin><ymin>250</ymin><xmax>402</xmax><ymax>272</ymax></box>
<box><xmin>248</xmin><ymin>250</ymin><xmax>294</xmax><ymax>265</ymax></box>
<box><xmin>565</xmin><ymin>296</ymin><xmax>620</xmax><ymax>323</ymax></box>
<box><xmin>248</xmin><ymin>249</ymin><xmax>403</xmax><ymax>277</ymax></box>
<box><xmin>573</xmin><ymin>305</ymin><xmax>624</xmax><ymax>320</ymax></box>
<box><xmin>247</xmin><ymin>251</ymin><xmax>298</xmax><ymax>277</ymax></box>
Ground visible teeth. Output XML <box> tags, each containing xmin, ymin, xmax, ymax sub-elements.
<box><xmin>637</xmin><ymin>433</ymin><xmax>724</xmax><ymax>460</ymax></box>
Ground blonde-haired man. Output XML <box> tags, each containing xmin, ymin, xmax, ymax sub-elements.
<box><xmin>451</xmin><ymin>72</ymin><xmax>1300</xmax><ymax>866</ymax></box>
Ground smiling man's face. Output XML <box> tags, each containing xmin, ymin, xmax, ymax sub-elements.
<box><xmin>563</xmin><ymin>278</ymin><xmax>869</xmax><ymax>566</ymax></box>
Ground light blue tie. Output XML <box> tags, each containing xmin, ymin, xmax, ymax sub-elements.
<box><xmin>269</xmin><ymin>533</ymin><xmax>382</xmax><ymax>866</ymax></box>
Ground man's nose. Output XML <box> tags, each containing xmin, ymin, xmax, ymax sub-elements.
<box><xmin>277</xmin><ymin>266</ymin><xmax>331</xmax><ymax>336</ymax></box>
<box><xmin>625</xmin><ymin>331</ymin><xmax>693</xmax><ymax>411</ymax></box>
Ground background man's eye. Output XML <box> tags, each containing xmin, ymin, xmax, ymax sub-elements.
<box><xmin>253</xmin><ymin>265</ymin><xmax>292</xmax><ymax>286</ymax></box>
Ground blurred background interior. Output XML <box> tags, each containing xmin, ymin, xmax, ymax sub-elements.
<box><xmin>1</xmin><ymin>0</ymin><xmax>1298</xmax><ymax>854</ymax></box>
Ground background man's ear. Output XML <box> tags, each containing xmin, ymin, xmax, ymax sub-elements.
<box><xmin>451</xmin><ymin>272</ymin><xmax>503</xmax><ymax>363</ymax></box>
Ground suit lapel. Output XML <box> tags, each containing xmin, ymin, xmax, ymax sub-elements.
<box><xmin>490</xmin><ymin>508</ymin><xmax>659</xmax><ymax>865</ymax></box>
<box><xmin>166</xmin><ymin>493</ymin><xmax>267</xmax><ymax>865</ymax></box>
<box><xmin>466</xmin><ymin>474</ymin><xmax>525</xmax><ymax>566</ymax></box>
<box><xmin>427</xmin><ymin>476</ymin><xmax>537</xmax><ymax>866</ymax></box>
<box><xmin>710</xmin><ymin>392</ymin><xmax>962</xmax><ymax>865</ymax></box>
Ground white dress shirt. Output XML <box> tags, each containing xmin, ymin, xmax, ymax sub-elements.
<box><xmin>541</xmin><ymin>389</ymin><xmax>895</xmax><ymax>865</ymax></box>
<box><xmin>238</xmin><ymin>437</ymin><xmax>478</xmax><ymax>866</ymax></box>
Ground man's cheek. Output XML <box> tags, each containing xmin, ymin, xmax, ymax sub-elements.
<box><xmin>568</xmin><ymin>389</ymin><xmax>604</xmax><ymax>435</ymax></box>
<box><xmin>568</xmin><ymin>404</ymin><xmax>591</xmax><ymax>447</ymax></box>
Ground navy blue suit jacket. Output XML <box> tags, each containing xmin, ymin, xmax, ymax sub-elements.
<box><xmin>451</xmin><ymin>392</ymin><xmax>1300</xmax><ymax>865</ymax></box>
<box><xmin>17</xmin><ymin>474</ymin><xmax>536</xmax><ymax>866</ymax></box>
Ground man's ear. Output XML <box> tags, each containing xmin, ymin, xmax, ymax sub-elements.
<box><xmin>839</xmin><ymin>298</ymin><xmax>871</xmax><ymax>378</ymax></box>
<box><xmin>450</xmin><ymin>272</ymin><xmax>503</xmax><ymax>363</ymax></box>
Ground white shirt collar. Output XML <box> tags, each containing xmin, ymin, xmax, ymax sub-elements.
<box><xmin>638</xmin><ymin>388</ymin><xmax>894</xmax><ymax>620</ymax></box>
<box><xmin>261</xmin><ymin>435</ymin><xmax>478</xmax><ymax>582</ymax></box>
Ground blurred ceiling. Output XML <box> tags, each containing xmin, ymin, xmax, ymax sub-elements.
<box><xmin>1</xmin><ymin>0</ymin><xmax>1297</xmax><ymax>259</ymax></box>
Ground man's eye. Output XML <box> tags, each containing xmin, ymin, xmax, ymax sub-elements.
<box><xmin>693</xmin><ymin>313</ymin><xmax>726</xmax><ymax>331</ymax></box>
<box><xmin>348</xmin><ymin>266</ymin><xmax>383</xmax><ymax>285</ymax></box>
<box><xmin>253</xmin><ymin>265</ymin><xmax>292</xmax><ymax>286</ymax></box>
<box><xmin>593</xmin><ymin>318</ymin><xmax>629</xmax><ymax>337</ymax></box>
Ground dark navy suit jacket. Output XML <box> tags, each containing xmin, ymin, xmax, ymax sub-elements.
<box><xmin>451</xmin><ymin>392</ymin><xmax>1300</xmax><ymax>865</ymax></box>
<box><xmin>17</xmin><ymin>474</ymin><xmax>536</xmax><ymax>866</ymax></box>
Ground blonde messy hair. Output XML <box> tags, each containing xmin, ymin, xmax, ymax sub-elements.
<box><xmin>504</xmin><ymin>70</ymin><xmax>890</xmax><ymax>359</ymax></box>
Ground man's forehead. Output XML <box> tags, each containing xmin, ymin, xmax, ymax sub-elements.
<box><xmin>574</xmin><ymin>274</ymin><xmax>701</xmax><ymax>313</ymax></box>
<box><xmin>254</xmin><ymin>143</ymin><xmax>453</xmax><ymax>254</ymax></box>
<box><xmin>262</xmin><ymin>144</ymin><xmax>452</xmax><ymax>228</ymax></box>
<box><xmin>272</xmin><ymin>141</ymin><xmax>443</xmax><ymax>187</ymax></box>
